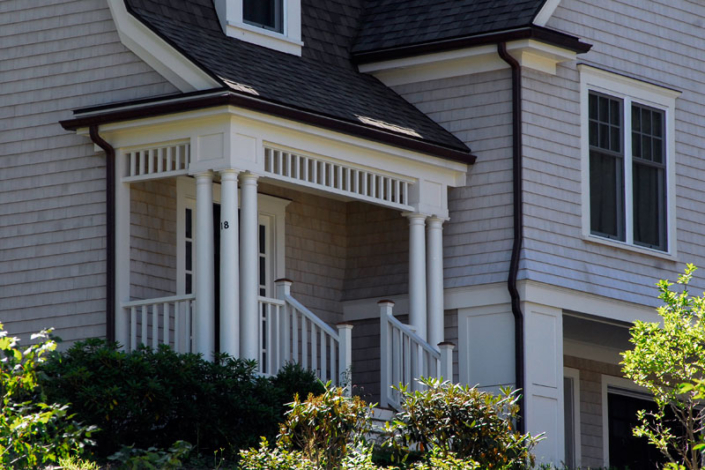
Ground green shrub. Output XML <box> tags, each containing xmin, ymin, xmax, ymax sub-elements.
<box><xmin>385</xmin><ymin>377</ymin><xmax>539</xmax><ymax>469</ymax></box>
<box><xmin>40</xmin><ymin>340</ymin><xmax>323</xmax><ymax>458</ymax></box>
<box><xmin>277</xmin><ymin>385</ymin><xmax>373</xmax><ymax>469</ymax></box>
<box><xmin>0</xmin><ymin>325</ymin><xmax>96</xmax><ymax>469</ymax></box>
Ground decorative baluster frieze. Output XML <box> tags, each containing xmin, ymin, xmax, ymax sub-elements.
<box><xmin>122</xmin><ymin>142</ymin><xmax>191</xmax><ymax>182</ymax></box>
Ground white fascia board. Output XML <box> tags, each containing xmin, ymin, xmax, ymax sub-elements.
<box><xmin>533</xmin><ymin>0</ymin><xmax>562</xmax><ymax>27</ymax></box>
<box><xmin>108</xmin><ymin>0</ymin><xmax>221</xmax><ymax>92</ymax></box>
<box><xmin>359</xmin><ymin>38</ymin><xmax>577</xmax><ymax>86</ymax></box>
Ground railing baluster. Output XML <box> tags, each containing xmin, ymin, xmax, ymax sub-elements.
<box><xmin>175</xmin><ymin>302</ymin><xmax>181</xmax><ymax>352</ymax></box>
<box><xmin>148</xmin><ymin>149</ymin><xmax>154</xmax><ymax>174</ymax></box>
<box><xmin>157</xmin><ymin>148</ymin><xmax>163</xmax><ymax>173</ymax></box>
<box><xmin>320</xmin><ymin>330</ymin><xmax>327</xmax><ymax>382</ymax></box>
<box><xmin>292</xmin><ymin>307</ymin><xmax>299</xmax><ymax>364</ymax></box>
<box><xmin>267</xmin><ymin>303</ymin><xmax>274</xmax><ymax>375</ymax></box>
<box><xmin>152</xmin><ymin>304</ymin><xmax>158</xmax><ymax>350</ymax></box>
<box><xmin>139</xmin><ymin>151</ymin><xmax>146</xmax><ymax>176</ymax></box>
<box><xmin>403</xmin><ymin>182</ymin><xmax>409</xmax><ymax>205</ymax></box>
<box><xmin>371</xmin><ymin>174</ymin><xmax>376</xmax><ymax>198</ymax></box>
<box><xmin>141</xmin><ymin>305</ymin><xmax>148</xmax><ymax>347</ymax></box>
<box><xmin>302</xmin><ymin>317</ymin><xmax>308</xmax><ymax>369</ymax></box>
<box><xmin>394</xmin><ymin>180</ymin><xmax>400</xmax><ymax>203</ymax></box>
<box><xmin>166</xmin><ymin>146</ymin><xmax>172</xmax><ymax>172</ymax></box>
<box><xmin>286</xmin><ymin>152</ymin><xmax>292</xmax><ymax>177</ymax></box>
<box><xmin>175</xmin><ymin>145</ymin><xmax>182</xmax><ymax>171</ymax></box>
<box><xmin>130</xmin><ymin>307</ymin><xmax>137</xmax><ymax>351</ymax></box>
<box><xmin>311</xmin><ymin>323</ymin><xmax>318</xmax><ymax>375</ymax></box>
<box><xmin>185</xmin><ymin>144</ymin><xmax>191</xmax><ymax>167</ymax></box>
<box><xmin>163</xmin><ymin>302</ymin><xmax>170</xmax><ymax>347</ymax></box>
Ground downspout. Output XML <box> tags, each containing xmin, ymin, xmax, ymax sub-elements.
<box><xmin>89</xmin><ymin>125</ymin><xmax>116</xmax><ymax>344</ymax></box>
<box><xmin>497</xmin><ymin>43</ymin><xmax>526</xmax><ymax>432</ymax></box>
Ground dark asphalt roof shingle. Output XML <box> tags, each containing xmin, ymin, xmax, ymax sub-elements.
<box><xmin>126</xmin><ymin>0</ymin><xmax>472</xmax><ymax>155</ymax></box>
<box><xmin>353</xmin><ymin>0</ymin><xmax>548</xmax><ymax>53</ymax></box>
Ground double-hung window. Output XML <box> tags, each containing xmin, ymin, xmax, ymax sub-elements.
<box><xmin>580</xmin><ymin>65</ymin><xmax>679</xmax><ymax>255</ymax></box>
<box><xmin>243</xmin><ymin>0</ymin><xmax>283</xmax><ymax>33</ymax></box>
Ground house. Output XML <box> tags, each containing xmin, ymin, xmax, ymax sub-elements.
<box><xmin>1</xmin><ymin>0</ymin><xmax>701</xmax><ymax>467</ymax></box>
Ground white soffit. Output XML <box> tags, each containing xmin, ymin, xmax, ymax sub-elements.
<box><xmin>107</xmin><ymin>0</ymin><xmax>221</xmax><ymax>92</ymax></box>
<box><xmin>533</xmin><ymin>0</ymin><xmax>562</xmax><ymax>27</ymax></box>
<box><xmin>358</xmin><ymin>39</ymin><xmax>576</xmax><ymax>86</ymax></box>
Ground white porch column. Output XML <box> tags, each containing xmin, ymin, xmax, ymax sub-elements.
<box><xmin>115</xmin><ymin>151</ymin><xmax>130</xmax><ymax>349</ymax></box>
<box><xmin>406</xmin><ymin>213</ymin><xmax>427</xmax><ymax>341</ymax></box>
<box><xmin>426</xmin><ymin>216</ymin><xmax>445</xmax><ymax>350</ymax></box>
<box><xmin>239</xmin><ymin>172</ymin><xmax>259</xmax><ymax>361</ymax></box>
<box><xmin>195</xmin><ymin>171</ymin><xmax>215</xmax><ymax>360</ymax></box>
<box><xmin>219</xmin><ymin>170</ymin><xmax>240</xmax><ymax>357</ymax></box>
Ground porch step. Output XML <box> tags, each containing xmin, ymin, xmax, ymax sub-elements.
<box><xmin>370</xmin><ymin>407</ymin><xmax>396</xmax><ymax>436</ymax></box>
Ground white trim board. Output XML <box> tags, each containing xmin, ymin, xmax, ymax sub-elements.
<box><xmin>563</xmin><ymin>367</ymin><xmax>582</xmax><ymax>469</ymax></box>
<box><xmin>107</xmin><ymin>0</ymin><xmax>221</xmax><ymax>92</ymax></box>
<box><xmin>359</xmin><ymin>39</ymin><xmax>577</xmax><ymax>86</ymax></box>
<box><xmin>533</xmin><ymin>0</ymin><xmax>562</xmax><ymax>27</ymax></box>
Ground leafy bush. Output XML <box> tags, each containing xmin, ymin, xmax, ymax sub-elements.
<box><xmin>384</xmin><ymin>377</ymin><xmax>539</xmax><ymax>469</ymax></box>
<box><xmin>622</xmin><ymin>264</ymin><xmax>705</xmax><ymax>469</ymax></box>
<box><xmin>277</xmin><ymin>385</ymin><xmax>372</xmax><ymax>468</ymax></box>
<box><xmin>0</xmin><ymin>325</ymin><xmax>96</xmax><ymax>469</ymax></box>
<box><xmin>107</xmin><ymin>440</ymin><xmax>193</xmax><ymax>469</ymax></box>
<box><xmin>40</xmin><ymin>340</ymin><xmax>323</xmax><ymax>458</ymax></box>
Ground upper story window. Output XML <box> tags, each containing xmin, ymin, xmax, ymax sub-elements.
<box><xmin>579</xmin><ymin>65</ymin><xmax>679</xmax><ymax>256</ymax></box>
<box><xmin>243</xmin><ymin>0</ymin><xmax>283</xmax><ymax>33</ymax></box>
<box><xmin>215</xmin><ymin>0</ymin><xmax>302</xmax><ymax>56</ymax></box>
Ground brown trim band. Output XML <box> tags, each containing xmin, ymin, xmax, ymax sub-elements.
<box><xmin>353</xmin><ymin>26</ymin><xmax>592</xmax><ymax>64</ymax></box>
<box><xmin>62</xmin><ymin>92</ymin><xmax>476</xmax><ymax>165</ymax></box>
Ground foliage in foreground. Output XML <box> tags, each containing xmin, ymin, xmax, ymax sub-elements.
<box><xmin>0</xmin><ymin>325</ymin><xmax>96</xmax><ymax>469</ymax></box>
<box><xmin>385</xmin><ymin>377</ymin><xmax>539</xmax><ymax>468</ymax></box>
<box><xmin>622</xmin><ymin>264</ymin><xmax>705</xmax><ymax>469</ymax></box>
<box><xmin>40</xmin><ymin>340</ymin><xmax>324</xmax><ymax>458</ymax></box>
<box><xmin>240</xmin><ymin>379</ymin><xmax>537</xmax><ymax>469</ymax></box>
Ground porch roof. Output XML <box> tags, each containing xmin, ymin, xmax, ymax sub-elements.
<box><xmin>110</xmin><ymin>0</ymin><xmax>474</xmax><ymax>164</ymax></box>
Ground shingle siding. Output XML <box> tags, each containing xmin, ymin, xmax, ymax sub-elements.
<box><xmin>0</xmin><ymin>0</ymin><xmax>178</xmax><ymax>343</ymax></box>
<box><xmin>519</xmin><ymin>0</ymin><xmax>705</xmax><ymax>307</ymax></box>
<box><xmin>393</xmin><ymin>69</ymin><xmax>514</xmax><ymax>289</ymax></box>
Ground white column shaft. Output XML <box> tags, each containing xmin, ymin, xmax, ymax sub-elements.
<box><xmin>219</xmin><ymin>170</ymin><xmax>240</xmax><ymax>357</ymax></box>
<box><xmin>427</xmin><ymin>217</ymin><xmax>445</xmax><ymax>349</ymax></box>
<box><xmin>195</xmin><ymin>172</ymin><xmax>215</xmax><ymax>360</ymax></box>
<box><xmin>407</xmin><ymin>214</ymin><xmax>427</xmax><ymax>341</ymax></box>
<box><xmin>240</xmin><ymin>173</ymin><xmax>259</xmax><ymax>361</ymax></box>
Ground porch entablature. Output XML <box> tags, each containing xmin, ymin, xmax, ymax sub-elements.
<box><xmin>77</xmin><ymin>105</ymin><xmax>468</xmax><ymax>218</ymax></box>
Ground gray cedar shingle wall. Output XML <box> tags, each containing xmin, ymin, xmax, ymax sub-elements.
<box><xmin>0</xmin><ymin>0</ymin><xmax>177</xmax><ymax>342</ymax></box>
<box><xmin>130</xmin><ymin>180</ymin><xmax>177</xmax><ymax>300</ymax></box>
<box><xmin>392</xmin><ymin>70</ymin><xmax>514</xmax><ymax>288</ymax></box>
<box><xmin>520</xmin><ymin>0</ymin><xmax>705</xmax><ymax>307</ymax></box>
<box><xmin>344</xmin><ymin>202</ymin><xmax>408</xmax><ymax>301</ymax></box>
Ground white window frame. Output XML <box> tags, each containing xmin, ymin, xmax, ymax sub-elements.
<box><xmin>564</xmin><ymin>367</ymin><xmax>582</xmax><ymax>469</ymax></box>
<box><xmin>601</xmin><ymin>375</ymin><xmax>652</xmax><ymax>467</ymax></box>
<box><xmin>176</xmin><ymin>176</ymin><xmax>289</xmax><ymax>297</ymax></box>
<box><xmin>214</xmin><ymin>0</ymin><xmax>303</xmax><ymax>56</ymax></box>
<box><xmin>579</xmin><ymin>65</ymin><xmax>679</xmax><ymax>258</ymax></box>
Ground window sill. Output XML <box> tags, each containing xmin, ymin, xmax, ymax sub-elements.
<box><xmin>225</xmin><ymin>22</ymin><xmax>303</xmax><ymax>56</ymax></box>
<box><xmin>582</xmin><ymin>234</ymin><xmax>678</xmax><ymax>261</ymax></box>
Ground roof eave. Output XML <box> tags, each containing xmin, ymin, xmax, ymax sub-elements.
<box><xmin>60</xmin><ymin>92</ymin><xmax>476</xmax><ymax>165</ymax></box>
<box><xmin>352</xmin><ymin>25</ymin><xmax>592</xmax><ymax>64</ymax></box>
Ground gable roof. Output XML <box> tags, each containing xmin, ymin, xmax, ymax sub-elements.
<box><xmin>122</xmin><ymin>0</ymin><xmax>474</xmax><ymax>162</ymax></box>
<box><xmin>353</xmin><ymin>0</ymin><xmax>548</xmax><ymax>54</ymax></box>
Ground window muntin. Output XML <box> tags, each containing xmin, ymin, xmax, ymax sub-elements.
<box><xmin>243</xmin><ymin>0</ymin><xmax>283</xmax><ymax>33</ymax></box>
<box><xmin>588</xmin><ymin>91</ymin><xmax>668</xmax><ymax>252</ymax></box>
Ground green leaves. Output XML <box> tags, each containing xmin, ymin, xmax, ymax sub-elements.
<box><xmin>0</xmin><ymin>326</ymin><xmax>96</xmax><ymax>469</ymax></box>
<box><xmin>621</xmin><ymin>265</ymin><xmax>705</xmax><ymax>469</ymax></box>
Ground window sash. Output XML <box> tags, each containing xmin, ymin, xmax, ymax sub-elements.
<box><xmin>588</xmin><ymin>92</ymin><xmax>668</xmax><ymax>251</ymax></box>
<box><xmin>243</xmin><ymin>0</ymin><xmax>284</xmax><ymax>33</ymax></box>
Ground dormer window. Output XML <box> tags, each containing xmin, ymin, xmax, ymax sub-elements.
<box><xmin>215</xmin><ymin>0</ymin><xmax>302</xmax><ymax>56</ymax></box>
<box><xmin>244</xmin><ymin>0</ymin><xmax>283</xmax><ymax>33</ymax></box>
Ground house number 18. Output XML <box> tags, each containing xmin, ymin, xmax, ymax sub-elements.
<box><xmin>221</xmin><ymin>221</ymin><xmax>230</xmax><ymax>230</ymax></box>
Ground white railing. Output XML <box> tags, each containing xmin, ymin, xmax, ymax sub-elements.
<box><xmin>258</xmin><ymin>280</ymin><xmax>353</xmax><ymax>387</ymax></box>
<box><xmin>263</xmin><ymin>146</ymin><xmax>413</xmax><ymax>210</ymax></box>
<box><xmin>379</xmin><ymin>300</ymin><xmax>454</xmax><ymax>409</ymax></box>
<box><xmin>122</xmin><ymin>294</ymin><xmax>195</xmax><ymax>353</ymax></box>
<box><xmin>122</xmin><ymin>141</ymin><xmax>191</xmax><ymax>182</ymax></box>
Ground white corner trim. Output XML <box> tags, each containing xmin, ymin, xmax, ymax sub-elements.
<box><xmin>359</xmin><ymin>38</ymin><xmax>577</xmax><ymax>86</ymax></box>
<box><xmin>107</xmin><ymin>0</ymin><xmax>221</xmax><ymax>92</ymax></box>
<box><xmin>563</xmin><ymin>367</ymin><xmax>582</xmax><ymax>469</ymax></box>
<box><xmin>533</xmin><ymin>0</ymin><xmax>562</xmax><ymax>27</ymax></box>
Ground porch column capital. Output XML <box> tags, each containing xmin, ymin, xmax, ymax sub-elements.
<box><xmin>196</xmin><ymin>170</ymin><xmax>214</xmax><ymax>181</ymax></box>
<box><xmin>427</xmin><ymin>215</ymin><xmax>449</xmax><ymax>226</ymax></box>
<box><xmin>239</xmin><ymin>172</ymin><xmax>259</xmax><ymax>184</ymax></box>
<box><xmin>403</xmin><ymin>212</ymin><xmax>428</xmax><ymax>223</ymax></box>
